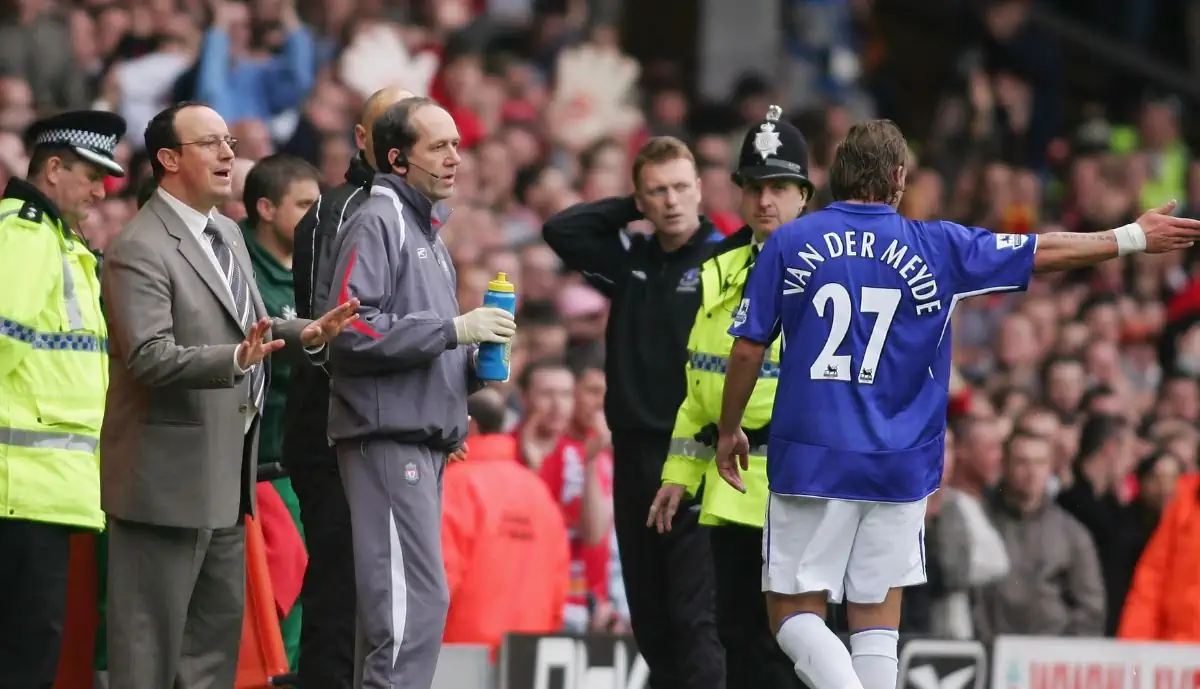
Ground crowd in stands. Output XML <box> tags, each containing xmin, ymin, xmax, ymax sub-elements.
<box><xmin>3</xmin><ymin>0</ymin><xmax>1200</xmax><ymax>669</ymax></box>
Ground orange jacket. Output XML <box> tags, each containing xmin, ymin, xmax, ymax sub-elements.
<box><xmin>1118</xmin><ymin>474</ymin><xmax>1200</xmax><ymax>641</ymax></box>
<box><xmin>442</xmin><ymin>434</ymin><xmax>571</xmax><ymax>651</ymax></box>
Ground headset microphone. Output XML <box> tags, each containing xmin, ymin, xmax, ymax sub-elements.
<box><xmin>405</xmin><ymin>159</ymin><xmax>444</xmax><ymax>181</ymax></box>
<box><xmin>393</xmin><ymin>151</ymin><xmax>444</xmax><ymax>181</ymax></box>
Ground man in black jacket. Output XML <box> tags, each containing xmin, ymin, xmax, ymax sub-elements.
<box><xmin>543</xmin><ymin>136</ymin><xmax>725</xmax><ymax>689</ymax></box>
<box><xmin>283</xmin><ymin>85</ymin><xmax>413</xmax><ymax>689</ymax></box>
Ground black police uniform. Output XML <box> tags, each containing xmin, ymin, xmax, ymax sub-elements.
<box><xmin>711</xmin><ymin>105</ymin><xmax>814</xmax><ymax>689</ymax></box>
<box><xmin>543</xmin><ymin>185</ymin><xmax>725</xmax><ymax>688</ymax></box>
<box><xmin>281</xmin><ymin>152</ymin><xmax>374</xmax><ymax>689</ymax></box>
<box><xmin>0</xmin><ymin>109</ymin><xmax>125</xmax><ymax>689</ymax></box>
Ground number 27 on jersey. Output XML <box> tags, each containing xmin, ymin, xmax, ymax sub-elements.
<box><xmin>809</xmin><ymin>284</ymin><xmax>901</xmax><ymax>385</ymax></box>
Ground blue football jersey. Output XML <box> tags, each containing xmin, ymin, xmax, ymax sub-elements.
<box><xmin>730</xmin><ymin>202</ymin><xmax>1037</xmax><ymax>502</ymax></box>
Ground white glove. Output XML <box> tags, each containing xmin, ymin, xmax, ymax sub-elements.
<box><xmin>453</xmin><ymin>307</ymin><xmax>516</xmax><ymax>345</ymax></box>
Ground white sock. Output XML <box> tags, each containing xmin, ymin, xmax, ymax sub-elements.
<box><xmin>850</xmin><ymin>628</ymin><xmax>899</xmax><ymax>689</ymax></box>
<box><xmin>777</xmin><ymin>613</ymin><xmax>865</xmax><ymax>689</ymax></box>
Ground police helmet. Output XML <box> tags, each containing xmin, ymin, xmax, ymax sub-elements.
<box><xmin>732</xmin><ymin>105</ymin><xmax>812</xmax><ymax>195</ymax></box>
<box><xmin>25</xmin><ymin>110</ymin><xmax>127</xmax><ymax>177</ymax></box>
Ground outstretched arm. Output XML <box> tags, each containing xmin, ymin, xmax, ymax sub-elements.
<box><xmin>1035</xmin><ymin>201</ymin><xmax>1200</xmax><ymax>273</ymax></box>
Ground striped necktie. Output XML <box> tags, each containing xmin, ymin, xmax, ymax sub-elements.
<box><xmin>202</xmin><ymin>221</ymin><xmax>265</xmax><ymax>414</ymax></box>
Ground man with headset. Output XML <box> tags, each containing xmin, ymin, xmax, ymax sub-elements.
<box><xmin>284</xmin><ymin>85</ymin><xmax>414</xmax><ymax>689</ymax></box>
<box><xmin>324</xmin><ymin>96</ymin><xmax>516</xmax><ymax>689</ymax></box>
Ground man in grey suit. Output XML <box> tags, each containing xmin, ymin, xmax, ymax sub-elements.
<box><xmin>99</xmin><ymin>101</ymin><xmax>359</xmax><ymax>689</ymax></box>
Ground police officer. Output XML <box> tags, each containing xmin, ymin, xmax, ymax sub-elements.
<box><xmin>0</xmin><ymin>110</ymin><xmax>126</xmax><ymax>689</ymax></box>
<box><xmin>647</xmin><ymin>105</ymin><xmax>813</xmax><ymax>689</ymax></box>
<box><xmin>543</xmin><ymin>136</ymin><xmax>725</xmax><ymax>689</ymax></box>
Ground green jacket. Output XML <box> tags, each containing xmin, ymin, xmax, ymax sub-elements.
<box><xmin>243</xmin><ymin>223</ymin><xmax>296</xmax><ymax>465</ymax></box>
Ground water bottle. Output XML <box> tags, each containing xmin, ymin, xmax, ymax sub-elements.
<box><xmin>476</xmin><ymin>272</ymin><xmax>516</xmax><ymax>381</ymax></box>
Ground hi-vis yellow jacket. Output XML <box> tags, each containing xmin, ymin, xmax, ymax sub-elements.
<box><xmin>662</xmin><ymin>227</ymin><xmax>781</xmax><ymax>528</ymax></box>
<box><xmin>0</xmin><ymin>180</ymin><xmax>107</xmax><ymax>530</ymax></box>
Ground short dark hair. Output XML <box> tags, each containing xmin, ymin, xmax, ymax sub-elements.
<box><xmin>828</xmin><ymin>119</ymin><xmax>909</xmax><ymax>204</ymax></box>
<box><xmin>1135</xmin><ymin>450</ymin><xmax>1183</xmax><ymax>483</ymax></box>
<box><xmin>1004</xmin><ymin>430</ymin><xmax>1053</xmax><ymax>460</ymax></box>
<box><xmin>371</xmin><ymin>96</ymin><xmax>438</xmax><ymax>175</ymax></box>
<box><xmin>1040</xmin><ymin>355</ymin><xmax>1085</xmax><ymax>387</ymax></box>
<box><xmin>567</xmin><ymin>347</ymin><xmax>605</xmax><ymax>378</ymax></box>
<box><xmin>517</xmin><ymin>357</ymin><xmax>571</xmax><ymax>393</ymax></box>
<box><xmin>515</xmin><ymin>301</ymin><xmax>562</xmax><ymax>328</ymax></box>
<box><xmin>467</xmin><ymin>389</ymin><xmax>507</xmax><ymax>435</ymax></box>
<box><xmin>514</xmin><ymin>164</ymin><xmax>546</xmax><ymax>205</ymax></box>
<box><xmin>243</xmin><ymin>154</ymin><xmax>320</xmax><ymax>228</ymax></box>
<box><xmin>1075</xmin><ymin>414</ymin><xmax>1127</xmax><ymax>462</ymax></box>
<box><xmin>950</xmin><ymin>414</ymin><xmax>992</xmax><ymax>441</ymax></box>
<box><xmin>27</xmin><ymin>145</ymin><xmax>81</xmax><ymax>178</ymax></box>
<box><xmin>143</xmin><ymin>100</ymin><xmax>208</xmax><ymax>182</ymax></box>
<box><xmin>136</xmin><ymin>176</ymin><xmax>159</xmax><ymax>208</ymax></box>
<box><xmin>579</xmin><ymin>137</ymin><xmax>620</xmax><ymax>175</ymax></box>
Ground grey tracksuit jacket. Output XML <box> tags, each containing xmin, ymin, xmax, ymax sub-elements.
<box><xmin>324</xmin><ymin>173</ymin><xmax>480</xmax><ymax>451</ymax></box>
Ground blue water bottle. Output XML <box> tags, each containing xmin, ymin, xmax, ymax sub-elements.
<box><xmin>476</xmin><ymin>272</ymin><xmax>517</xmax><ymax>381</ymax></box>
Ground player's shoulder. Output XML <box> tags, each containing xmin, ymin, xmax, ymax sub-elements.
<box><xmin>926</xmin><ymin>219</ymin><xmax>1033</xmax><ymax>252</ymax></box>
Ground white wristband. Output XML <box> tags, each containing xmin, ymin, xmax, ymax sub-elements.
<box><xmin>1114</xmin><ymin>223</ymin><xmax>1147</xmax><ymax>256</ymax></box>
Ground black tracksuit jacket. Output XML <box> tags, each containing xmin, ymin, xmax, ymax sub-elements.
<box><xmin>542</xmin><ymin>195</ymin><xmax>720</xmax><ymax>439</ymax></box>
<box><xmin>283</xmin><ymin>154</ymin><xmax>374</xmax><ymax>467</ymax></box>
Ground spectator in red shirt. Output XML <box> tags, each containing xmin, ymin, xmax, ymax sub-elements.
<box><xmin>515</xmin><ymin>358</ymin><xmax>615</xmax><ymax>632</ymax></box>
<box><xmin>567</xmin><ymin>352</ymin><xmax>624</xmax><ymax>632</ymax></box>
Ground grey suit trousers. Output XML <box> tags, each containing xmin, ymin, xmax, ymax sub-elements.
<box><xmin>339</xmin><ymin>439</ymin><xmax>450</xmax><ymax>689</ymax></box>
<box><xmin>105</xmin><ymin>517</ymin><xmax>245</xmax><ymax>689</ymax></box>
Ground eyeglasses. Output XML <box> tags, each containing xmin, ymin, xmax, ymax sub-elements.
<box><xmin>176</xmin><ymin>136</ymin><xmax>239</xmax><ymax>152</ymax></box>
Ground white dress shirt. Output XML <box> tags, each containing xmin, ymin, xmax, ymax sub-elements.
<box><xmin>158</xmin><ymin>188</ymin><xmax>259</xmax><ymax>432</ymax></box>
<box><xmin>158</xmin><ymin>189</ymin><xmax>324</xmax><ymax>435</ymax></box>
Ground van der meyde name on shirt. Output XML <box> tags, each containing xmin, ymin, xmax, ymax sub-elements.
<box><xmin>782</xmin><ymin>230</ymin><xmax>942</xmax><ymax>316</ymax></box>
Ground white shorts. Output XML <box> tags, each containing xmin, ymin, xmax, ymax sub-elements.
<box><xmin>762</xmin><ymin>493</ymin><xmax>928</xmax><ymax>604</ymax></box>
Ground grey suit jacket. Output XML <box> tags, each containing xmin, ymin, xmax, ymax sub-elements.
<box><xmin>100</xmin><ymin>193</ymin><xmax>324</xmax><ymax>530</ymax></box>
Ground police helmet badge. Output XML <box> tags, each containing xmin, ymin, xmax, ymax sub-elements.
<box><xmin>753</xmin><ymin>105</ymin><xmax>784</xmax><ymax>161</ymax></box>
<box><xmin>404</xmin><ymin>461</ymin><xmax>419</xmax><ymax>484</ymax></box>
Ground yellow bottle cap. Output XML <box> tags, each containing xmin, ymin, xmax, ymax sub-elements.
<box><xmin>488</xmin><ymin>271</ymin><xmax>515</xmax><ymax>293</ymax></box>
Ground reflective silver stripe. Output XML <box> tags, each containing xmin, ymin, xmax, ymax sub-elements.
<box><xmin>0</xmin><ymin>427</ymin><xmax>99</xmax><ymax>453</ymax></box>
<box><xmin>668</xmin><ymin>437</ymin><xmax>769</xmax><ymax>459</ymax></box>
<box><xmin>689</xmin><ymin>351</ymin><xmax>780</xmax><ymax>378</ymax></box>
<box><xmin>668</xmin><ymin>437</ymin><xmax>715</xmax><ymax>460</ymax></box>
<box><xmin>60</xmin><ymin>255</ymin><xmax>86</xmax><ymax>330</ymax></box>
